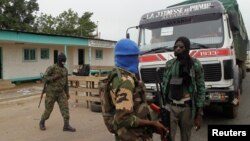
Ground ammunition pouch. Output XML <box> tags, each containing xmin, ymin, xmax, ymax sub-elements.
<box><xmin>169</xmin><ymin>77</ymin><xmax>184</xmax><ymax>100</ymax></box>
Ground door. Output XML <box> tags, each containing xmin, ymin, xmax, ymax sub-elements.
<box><xmin>54</xmin><ymin>50</ymin><xmax>58</xmax><ymax>64</ymax></box>
<box><xmin>0</xmin><ymin>47</ymin><xmax>2</xmax><ymax>79</ymax></box>
<box><xmin>78</xmin><ymin>49</ymin><xmax>85</xmax><ymax>65</ymax></box>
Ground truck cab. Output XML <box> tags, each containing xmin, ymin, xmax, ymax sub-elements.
<box><xmin>135</xmin><ymin>0</ymin><xmax>248</xmax><ymax>118</ymax></box>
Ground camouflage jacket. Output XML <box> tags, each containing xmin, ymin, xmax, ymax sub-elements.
<box><xmin>109</xmin><ymin>67</ymin><xmax>152</xmax><ymax>137</ymax></box>
<box><xmin>43</xmin><ymin>64</ymin><xmax>69</xmax><ymax>95</ymax></box>
<box><xmin>162</xmin><ymin>58</ymin><xmax>205</xmax><ymax>118</ymax></box>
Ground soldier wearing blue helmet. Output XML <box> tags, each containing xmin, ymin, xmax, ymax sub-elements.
<box><xmin>101</xmin><ymin>39</ymin><xmax>167</xmax><ymax>141</ymax></box>
<box><xmin>115</xmin><ymin>38</ymin><xmax>140</xmax><ymax>74</ymax></box>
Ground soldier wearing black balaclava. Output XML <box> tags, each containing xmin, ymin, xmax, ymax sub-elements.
<box><xmin>39</xmin><ymin>53</ymin><xmax>76</xmax><ymax>132</ymax></box>
<box><xmin>162</xmin><ymin>37</ymin><xmax>205</xmax><ymax>141</ymax></box>
<box><xmin>174</xmin><ymin>37</ymin><xmax>193</xmax><ymax>89</ymax></box>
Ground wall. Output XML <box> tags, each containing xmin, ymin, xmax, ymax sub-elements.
<box><xmin>0</xmin><ymin>41</ymin><xmax>115</xmax><ymax>80</ymax></box>
<box><xmin>90</xmin><ymin>47</ymin><xmax>114</xmax><ymax>67</ymax></box>
<box><xmin>0</xmin><ymin>42</ymin><xmax>64</xmax><ymax>80</ymax></box>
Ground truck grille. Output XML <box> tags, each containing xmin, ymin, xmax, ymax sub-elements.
<box><xmin>203</xmin><ymin>63</ymin><xmax>221</xmax><ymax>81</ymax></box>
<box><xmin>140</xmin><ymin>63</ymin><xmax>222</xmax><ymax>83</ymax></box>
<box><xmin>140</xmin><ymin>67</ymin><xmax>165</xmax><ymax>83</ymax></box>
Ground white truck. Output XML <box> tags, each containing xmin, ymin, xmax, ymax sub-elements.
<box><xmin>127</xmin><ymin>0</ymin><xmax>249</xmax><ymax>118</ymax></box>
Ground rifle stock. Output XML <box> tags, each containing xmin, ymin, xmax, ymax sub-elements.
<box><xmin>38</xmin><ymin>73</ymin><xmax>46</xmax><ymax>108</ymax></box>
<box><xmin>38</xmin><ymin>83</ymin><xmax>46</xmax><ymax>108</ymax></box>
<box><xmin>152</xmin><ymin>68</ymin><xmax>171</xmax><ymax>141</ymax></box>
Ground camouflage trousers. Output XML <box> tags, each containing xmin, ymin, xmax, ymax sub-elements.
<box><xmin>115</xmin><ymin>127</ymin><xmax>153</xmax><ymax>141</ymax></box>
<box><xmin>115</xmin><ymin>135</ymin><xmax>153</xmax><ymax>141</ymax></box>
<box><xmin>41</xmin><ymin>91</ymin><xmax>69</xmax><ymax>121</ymax></box>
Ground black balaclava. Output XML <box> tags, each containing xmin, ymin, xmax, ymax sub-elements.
<box><xmin>174</xmin><ymin>36</ymin><xmax>190</xmax><ymax>61</ymax></box>
<box><xmin>58</xmin><ymin>53</ymin><xmax>67</xmax><ymax>67</ymax></box>
<box><xmin>174</xmin><ymin>36</ymin><xmax>193</xmax><ymax>86</ymax></box>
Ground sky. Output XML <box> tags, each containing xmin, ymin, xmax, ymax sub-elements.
<box><xmin>37</xmin><ymin>0</ymin><xmax>250</xmax><ymax>41</ymax></box>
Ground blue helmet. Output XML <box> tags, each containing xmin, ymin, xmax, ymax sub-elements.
<box><xmin>115</xmin><ymin>39</ymin><xmax>139</xmax><ymax>56</ymax></box>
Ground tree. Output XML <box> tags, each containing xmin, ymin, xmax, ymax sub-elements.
<box><xmin>78</xmin><ymin>12</ymin><xmax>97</xmax><ymax>38</ymax></box>
<box><xmin>35</xmin><ymin>13</ymin><xmax>57</xmax><ymax>34</ymax></box>
<box><xmin>35</xmin><ymin>9</ymin><xmax>97</xmax><ymax>38</ymax></box>
<box><xmin>0</xmin><ymin>0</ymin><xmax>97</xmax><ymax>38</ymax></box>
<box><xmin>55</xmin><ymin>9</ymin><xmax>79</xmax><ymax>36</ymax></box>
<box><xmin>0</xmin><ymin>0</ymin><xmax>39</xmax><ymax>31</ymax></box>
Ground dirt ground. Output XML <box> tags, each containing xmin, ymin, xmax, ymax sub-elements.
<box><xmin>0</xmin><ymin>82</ymin><xmax>114</xmax><ymax>141</ymax></box>
<box><xmin>0</xmin><ymin>82</ymin><xmax>167</xmax><ymax>141</ymax></box>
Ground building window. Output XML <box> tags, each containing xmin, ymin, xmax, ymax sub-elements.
<box><xmin>23</xmin><ymin>48</ymin><xmax>36</xmax><ymax>61</ymax></box>
<box><xmin>41</xmin><ymin>48</ymin><xmax>49</xmax><ymax>59</ymax></box>
<box><xmin>96</xmin><ymin>49</ymin><xmax>103</xmax><ymax>59</ymax></box>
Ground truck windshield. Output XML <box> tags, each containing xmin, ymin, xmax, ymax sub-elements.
<box><xmin>139</xmin><ymin>17</ymin><xmax>224</xmax><ymax>52</ymax></box>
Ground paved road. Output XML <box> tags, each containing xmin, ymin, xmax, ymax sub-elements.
<box><xmin>0</xmin><ymin>73</ymin><xmax>249</xmax><ymax>141</ymax></box>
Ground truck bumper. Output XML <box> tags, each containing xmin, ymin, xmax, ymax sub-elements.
<box><xmin>205</xmin><ymin>88</ymin><xmax>239</xmax><ymax>106</ymax></box>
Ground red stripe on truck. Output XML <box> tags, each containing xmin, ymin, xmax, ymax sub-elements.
<box><xmin>191</xmin><ymin>48</ymin><xmax>232</xmax><ymax>58</ymax></box>
<box><xmin>139</xmin><ymin>54</ymin><xmax>166</xmax><ymax>62</ymax></box>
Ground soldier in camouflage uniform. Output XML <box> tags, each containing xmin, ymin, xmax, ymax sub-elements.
<box><xmin>162</xmin><ymin>37</ymin><xmax>205</xmax><ymax>141</ymax></box>
<box><xmin>39</xmin><ymin>53</ymin><xmax>76</xmax><ymax>132</ymax></box>
<box><xmin>107</xmin><ymin>39</ymin><xmax>167</xmax><ymax>141</ymax></box>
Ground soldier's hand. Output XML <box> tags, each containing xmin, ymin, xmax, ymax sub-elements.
<box><xmin>67</xmin><ymin>95</ymin><xmax>70</xmax><ymax>100</ymax></box>
<box><xmin>194</xmin><ymin>114</ymin><xmax>202</xmax><ymax>131</ymax></box>
<box><xmin>53</xmin><ymin>74</ymin><xmax>61</xmax><ymax>81</ymax></box>
<box><xmin>152</xmin><ymin>121</ymin><xmax>168</xmax><ymax>135</ymax></box>
<box><xmin>194</xmin><ymin>108</ymin><xmax>203</xmax><ymax>131</ymax></box>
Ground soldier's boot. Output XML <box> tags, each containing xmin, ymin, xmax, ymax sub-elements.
<box><xmin>63</xmin><ymin>120</ymin><xmax>76</xmax><ymax>132</ymax></box>
<box><xmin>39</xmin><ymin>119</ymin><xmax>46</xmax><ymax>131</ymax></box>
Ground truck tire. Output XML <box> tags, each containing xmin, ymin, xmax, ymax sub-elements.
<box><xmin>241</xmin><ymin>63</ymin><xmax>246</xmax><ymax>79</ymax></box>
<box><xmin>233</xmin><ymin>65</ymin><xmax>242</xmax><ymax>94</ymax></box>
<box><xmin>90</xmin><ymin>102</ymin><xmax>102</xmax><ymax>113</ymax></box>
<box><xmin>223</xmin><ymin>104</ymin><xmax>238</xmax><ymax>118</ymax></box>
<box><xmin>239</xmin><ymin>68</ymin><xmax>243</xmax><ymax>93</ymax></box>
<box><xmin>224</xmin><ymin>66</ymin><xmax>241</xmax><ymax>118</ymax></box>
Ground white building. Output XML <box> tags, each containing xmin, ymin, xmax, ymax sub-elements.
<box><xmin>0</xmin><ymin>29</ymin><xmax>116</xmax><ymax>82</ymax></box>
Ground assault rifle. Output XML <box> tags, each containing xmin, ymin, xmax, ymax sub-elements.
<box><xmin>150</xmin><ymin>68</ymin><xmax>171</xmax><ymax>141</ymax></box>
<box><xmin>38</xmin><ymin>73</ymin><xmax>46</xmax><ymax>108</ymax></box>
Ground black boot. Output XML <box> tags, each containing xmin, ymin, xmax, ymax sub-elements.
<box><xmin>63</xmin><ymin>120</ymin><xmax>76</xmax><ymax>132</ymax></box>
<box><xmin>39</xmin><ymin>119</ymin><xmax>46</xmax><ymax>131</ymax></box>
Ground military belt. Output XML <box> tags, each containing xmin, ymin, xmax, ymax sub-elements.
<box><xmin>169</xmin><ymin>100</ymin><xmax>191</xmax><ymax>107</ymax></box>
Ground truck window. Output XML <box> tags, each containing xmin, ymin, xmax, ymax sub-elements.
<box><xmin>139</xmin><ymin>14</ymin><xmax>224</xmax><ymax>52</ymax></box>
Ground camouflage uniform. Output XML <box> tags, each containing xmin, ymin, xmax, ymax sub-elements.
<box><xmin>110</xmin><ymin>67</ymin><xmax>153</xmax><ymax>141</ymax></box>
<box><xmin>41</xmin><ymin>64</ymin><xmax>70</xmax><ymax>122</ymax></box>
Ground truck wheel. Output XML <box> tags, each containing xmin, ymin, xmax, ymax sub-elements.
<box><xmin>233</xmin><ymin>65</ymin><xmax>242</xmax><ymax>94</ymax></box>
<box><xmin>241</xmin><ymin>63</ymin><xmax>246</xmax><ymax>79</ymax></box>
<box><xmin>239</xmin><ymin>68</ymin><xmax>243</xmax><ymax>93</ymax></box>
<box><xmin>223</xmin><ymin>104</ymin><xmax>238</xmax><ymax>118</ymax></box>
<box><xmin>90</xmin><ymin>102</ymin><xmax>102</xmax><ymax>113</ymax></box>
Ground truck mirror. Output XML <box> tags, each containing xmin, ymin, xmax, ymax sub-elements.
<box><xmin>126</xmin><ymin>26</ymin><xmax>139</xmax><ymax>39</ymax></box>
<box><xmin>126</xmin><ymin>33</ymin><xmax>130</xmax><ymax>39</ymax></box>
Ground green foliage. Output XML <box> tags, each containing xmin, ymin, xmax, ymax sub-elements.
<box><xmin>0</xmin><ymin>0</ymin><xmax>39</xmax><ymax>31</ymax></box>
<box><xmin>78</xmin><ymin>12</ymin><xmax>97</xmax><ymax>38</ymax></box>
<box><xmin>35</xmin><ymin>13</ymin><xmax>57</xmax><ymax>34</ymax></box>
<box><xmin>0</xmin><ymin>0</ymin><xmax>97</xmax><ymax>38</ymax></box>
<box><xmin>36</xmin><ymin>9</ymin><xmax>97</xmax><ymax>37</ymax></box>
